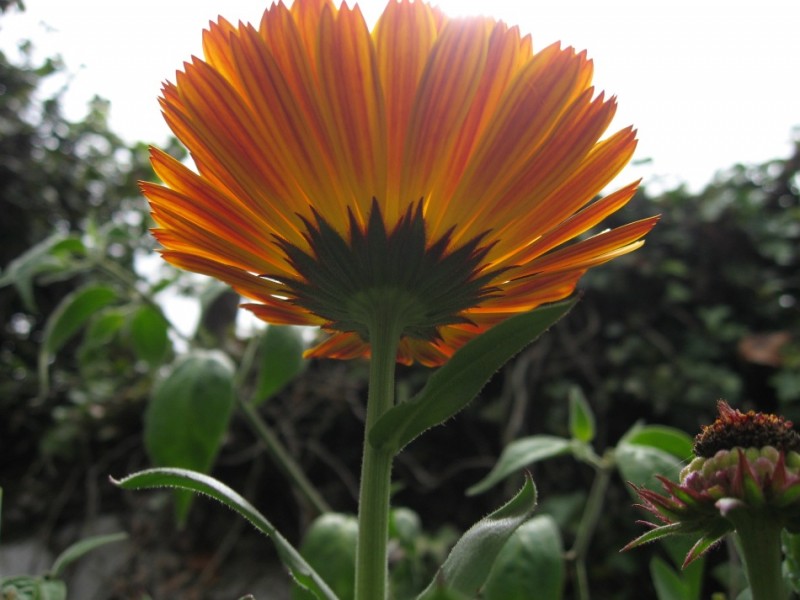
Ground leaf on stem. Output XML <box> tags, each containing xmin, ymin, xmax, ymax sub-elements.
<box><xmin>144</xmin><ymin>351</ymin><xmax>235</xmax><ymax>524</ymax></box>
<box><xmin>568</xmin><ymin>386</ymin><xmax>596</xmax><ymax>443</ymax></box>
<box><xmin>370</xmin><ymin>301</ymin><xmax>575</xmax><ymax>453</ymax></box>
<box><xmin>112</xmin><ymin>468</ymin><xmax>340</xmax><ymax>600</ymax></box>
<box><xmin>466</xmin><ymin>436</ymin><xmax>572</xmax><ymax>495</ymax></box>
<box><xmin>417</xmin><ymin>475</ymin><xmax>538</xmax><ymax>599</ymax></box>
<box><xmin>482</xmin><ymin>515</ymin><xmax>565</xmax><ymax>600</ymax></box>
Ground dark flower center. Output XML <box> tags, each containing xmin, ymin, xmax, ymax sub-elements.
<box><xmin>268</xmin><ymin>199</ymin><xmax>507</xmax><ymax>342</ymax></box>
<box><xmin>693</xmin><ymin>400</ymin><xmax>800</xmax><ymax>457</ymax></box>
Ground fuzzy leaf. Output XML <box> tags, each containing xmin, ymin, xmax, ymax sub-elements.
<box><xmin>418</xmin><ymin>475</ymin><xmax>537</xmax><ymax>599</ymax></box>
<box><xmin>482</xmin><ymin>515</ymin><xmax>565</xmax><ymax>600</ymax></box>
<box><xmin>50</xmin><ymin>532</ymin><xmax>128</xmax><ymax>578</ymax></box>
<box><xmin>112</xmin><ymin>468</ymin><xmax>339</xmax><ymax>600</ymax></box>
<box><xmin>371</xmin><ymin>301</ymin><xmax>575</xmax><ymax>453</ymax></box>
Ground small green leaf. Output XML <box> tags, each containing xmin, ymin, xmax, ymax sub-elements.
<box><xmin>38</xmin><ymin>284</ymin><xmax>119</xmax><ymax>396</ymax></box>
<box><xmin>371</xmin><ymin>301</ymin><xmax>575</xmax><ymax>452</ymax></box>
<box><xmin>616</xmin><ymin>425</ymin><xmax>691</xmax><ymax>491</ymax></box>
<box><xmin>783</xmin><ymin>530</ymin><xmax>800</xmax><ymax>593</ymax></box>
<box><xmin>620</xmin><ymin>424</ymin><xmax>693</xmax><ymax>461</ymax></box>
<box><xmin>483</xmin><ymin>516</ymin><xmax>565</xmax><ymax>600</ymax></box>
<box><xmin>130</xmin><ymin>304</ymin><xmax>171</xmax><ymax>366</ymax></box>
<box><xmin>42</xmin><ymin>284</ymin><xmax>119</xmax><ymax>356</ymax></box>
<box><xmin>50</xmin><ymin>532</ymin><xmax>128</xmax><ymax>578</ymax></box>
<box><xmin>418</xmin><ymin>475</ymin><xmax>537</xmax><ymax>599</ymax></box>
<box><xmin>0</xmin><ymin>232</ymin><xmax>86</xmax><ymax>311</ymax></box>
<box><xmin>466</xmin><ymin>436</ymin><xmax>571</xmax><ymax>495</ymax></box>
<box><xmin>292</xmin><ymin>513</ymin><xmax>357</xmax><ymax>600</ymax></box>
<box><xmin>0</xmin><ymin>576</ymin><xmax>67</xmax><ymax>600</ymax></box>
<box><xmin>253</xmin><ymin>325</ymin><xmax>307</xmax><ymax>406</ymax></box>
<box><xmin>650</xmin><ymin>555</ymin><xmax>690</xmax><ymax>600</ymax></box>
<box><xmin>82</xmin><ymin>308</ymin><xmax>127</xmax><ymax>347</ymax></box>
<box><xmin>144</xmin><ymin>352</ymin><xmax>236</xmax><ymax>523</ymax></box>
<box><xmin>112</xmin><ymin>468</ymin><xmax>339</xmax><ymax>600</ymax></box>
<box><xmin>568</xmin><ymin>386</ymin><xmax>595</xmax><ymax>443</ymax></box>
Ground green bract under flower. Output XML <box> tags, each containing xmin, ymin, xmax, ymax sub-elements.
<box><xmin>625</xmin><ymin>402</ymin><xmax>800</xmax><ymax>567</ymax></box>
<box><xmin>270</xmin><ymin>200</ymin><xmax>505</xmax><ymax>343</ymax></box>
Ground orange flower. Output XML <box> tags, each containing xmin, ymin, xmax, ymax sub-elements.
<box><xmin>142</xmin><ymin>0</ymin><xmax>658</xmax><ymax>366</ymax></box>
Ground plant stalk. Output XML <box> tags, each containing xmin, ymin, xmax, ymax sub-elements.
<box><xmin>569</xmin><ymin>451</ymin><xmax>614</xmax><ymax>600</ymax></box>
<box><xmin>731</xmin><ymin>513</ymin><xmax>786</xmax><ymax>600</ymax></box>
<box><xmin>354</xmin><ymin>309</ymin><xmax>403</xmax><ymax>600</ymax></box>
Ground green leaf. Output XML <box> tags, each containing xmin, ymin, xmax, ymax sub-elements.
<box><xmin>129</xmin><ymin>304</ymin><xmax>171</xmax><ymax>366</ymax></box>
<box><xmin>650</xmin><ymin>555</ymin><xmax>690</xmax><ymax>600</ymax></box>
<box><xmin>0</xmin><ymin>232</ymin><xmax>86</xmax><ymax>311</ymax></box>
<box><xmin>0</xmin><ymin>576</ymin><xmax>67</xmax><ymax>600</ymax></box>
<box><xmin>568</xmin><ymin>386</ymin><xmax>595</xmax><ymax>443</ymax></box>
<box><xmin>370</xmin><ymin>301</ymin><xmax>575</xmax><ymax>452</ymax></box>
<box><xmin>38</xmin><ymin>284</ymin><xmax>119</xmax><ymax>397</ymax></box>
<box><xmin>616</xmin><ymin>424</ymin><xmax>691</xmax><ymax>491</ymax></box>
<box><xmin>783</xmin><ymin>530</ymin><xmax>800</xmax><ymax>593</ymax></box>
<box><xmin>144</xmin><ymin>351</ymin><xmax>236</xmax><ymax>523</ymax></box>
<box><xmin>482</xmin><ymin>515</ymin><xmax>565</xmax><ymax>600</ymax></box>
<box><xmin>112</xmin><ymin>468</ymin><xmax>339</xmax><ymax>600</ymax></box>
<box><xmin>466</xmin><ymin>436</ymin><xmax>571</xmax><ymax>495</ymax></box>
<box><xmin>418</xmin><ymin>475</ymin><xmax>537</xmax><ymax>599</ymax></box>
<box><xmin>292</xmin><ymin>513</ymin><xmax>357</xmax><ymax>600</ymax></box>
<box><xmin>42</xmin><ymin>284</ymin><xmax>119</xmax><ymax>357</ymax></box>
<box><xmin>253</xmin><ymin>325</ymin><xmax>307</xmax><ymax>406</ymax></box>
<box><xmin>619</xmin><ymin>424</ymin><xmax>693</xmax><ymax>461</ymax></box>
<box><xmin>50</xmin><ymin>532</ymin><xmax>128</xmax><ymax>578</ymax></box>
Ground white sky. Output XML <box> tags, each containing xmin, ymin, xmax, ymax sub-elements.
<box><xmin>2</xmin><ymin>0</ymin><xmax>799</xmax><ymax>193</ymax></box>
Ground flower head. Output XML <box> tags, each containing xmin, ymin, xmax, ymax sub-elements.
<box><xmin>142</xmin><ymin>0</ymin><xmax>658</xmax><ymax>365</ymax></box>
<box><xmin>625</xmin><ymin>401</ymin><xmax>800</xmax><ymax>566</ymax></box>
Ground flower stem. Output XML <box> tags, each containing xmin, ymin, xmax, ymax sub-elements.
<box><xmin>354</xmin><ymin>308</ymin><xmax>403</xmax><ymax>600</ymax></box>
<box><xmin>731</xmin><ymin>513</ymin><xmax>786</xmax><ymax>600</ymax></box>
<box><xmin>568</xmin><ymin>450</ymin><xmax>614</xmax><ymax>600</ymax></box>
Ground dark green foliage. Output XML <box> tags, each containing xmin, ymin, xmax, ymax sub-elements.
<box><xmin>2</xmin><ymin>3</ymin><xmax>799</xmax><ymax>595</ymax></box>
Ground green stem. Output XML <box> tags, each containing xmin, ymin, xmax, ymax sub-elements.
<box><xmin>731</xmin><ymin>513</ymin><xmax>786</xmax><ymax>600</ymax></box>
<box><xmin>354</xmin><ymin>309</ymin><xmax>403</xmax><ymax>600</ymax></box>
<box><xmin>568</xmin><ymin>450</ymin><xmax>614</xmax><ymax>600</ymax></box>
<box><xmin>238</xmin><ymin>399</ymin><xmax>331</xmax><ymax>515</ymax></box>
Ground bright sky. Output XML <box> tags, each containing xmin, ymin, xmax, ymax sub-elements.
<box><xmin>2</xmin><ymin>0</ymin><xmax>799</xmax><ymax>193</ymax></box>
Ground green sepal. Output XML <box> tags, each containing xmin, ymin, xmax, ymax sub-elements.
<box><xmin>417</xmin><ymin>475</ymin><xmax>538</xmax><ymax>599</ymax></box>
<box><xmin>112</xmin><ymin>468</ymin><xmax>340</xmax><ymax>600</ymax></box>
<box><xmin>622</xmin><ymin>522</ymin><xmax>691</xmax><ymax>551</ymax></box>
<box><xmin>466</xmin><ymin>435</ymin><xmax>572</xmax><ymax>495</ymax></box>
<box><xmin>370</xmin><ymin>301</ymin><xmax>575</xmax><ymax>453</ymax></box>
